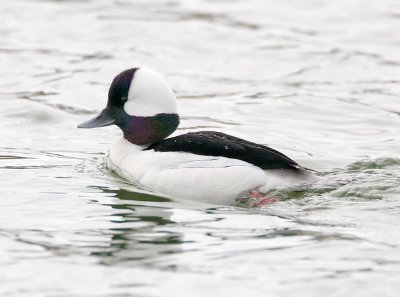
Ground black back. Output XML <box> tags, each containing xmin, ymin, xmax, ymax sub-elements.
<box><xmin>146</xmin><ymin>131</ymin><xmax>302</xmax><ymax>171</ymax></box>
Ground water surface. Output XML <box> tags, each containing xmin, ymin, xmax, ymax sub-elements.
<box><xmin>1</xmin><ymin>0</ymin><xmax>400</xmax><ymax>296</ymax></box>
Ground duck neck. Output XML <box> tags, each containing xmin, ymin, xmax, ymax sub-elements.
<box><xmin>120</xmin><ymin>113</ymin><xmax>179</xmax><ymax>145</ymax></box>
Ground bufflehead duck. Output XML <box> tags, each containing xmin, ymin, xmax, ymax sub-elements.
<box><xmin>78</xmin><ymin>67</ymin><xmax>314</xmax><ymax>205</ymax></box>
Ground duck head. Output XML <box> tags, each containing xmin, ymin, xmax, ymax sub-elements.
<box><xmin>78</xmin><ymin>67</ymin><xmax>180</xmax><ymax>145</ymax></box>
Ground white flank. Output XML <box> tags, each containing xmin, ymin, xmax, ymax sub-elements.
<box><xmin>124</xmin><ymin>67</ymin><xmax>177</xmax><ymax>117</ymax></box>
<box><xmin>106</xmin><ymin>138</ymin><xmax>310</xmax><ymax>205</ymax></box>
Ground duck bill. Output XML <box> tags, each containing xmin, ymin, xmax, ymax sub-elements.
<box><xmin>78</xmin><ymin>108</ymin><xmax>115</xmax><ymax>128</ymax></box>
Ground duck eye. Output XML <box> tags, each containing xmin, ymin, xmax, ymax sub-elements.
<box><xmin>121</xmin><ymin>97</ymin><xmax>128</xmax><ymax>103</ymax></box>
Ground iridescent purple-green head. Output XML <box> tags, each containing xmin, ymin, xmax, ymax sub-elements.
<box><xmin>78</xmin><ymin>67</ymin><xmax>180</xmax><ymax>145</ymax></box>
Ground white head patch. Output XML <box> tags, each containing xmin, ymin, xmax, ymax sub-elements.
<box><xmin>124</xmin><ymin>67</ymin><xmax>178</xmax><ymax>117</ymax></box>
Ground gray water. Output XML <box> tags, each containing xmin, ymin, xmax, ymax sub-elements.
<box><xmin>1</xmin><ymin>0</ymin><xmax>400</xmax><ymax>296</ymax></box>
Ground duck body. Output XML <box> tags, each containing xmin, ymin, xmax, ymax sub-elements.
<box><xmin>106</xmin><ymin>132</ymin><xmax>313</xmax><ymax>205</ymax></box>
<box><xmin>106</xmin><ymin>137</ymin><xmax>268</xmax><ymax>205</ymax></box>
<box><xmin>79</xmin><ymin>67</ymin><xmax>315</xmax><ymax>205</ymax></box>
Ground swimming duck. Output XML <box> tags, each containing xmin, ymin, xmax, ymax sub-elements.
<box><xmin>78</xmin><ymin>67</ymin><xmax>314</xmax><ymax>205</ymax></box>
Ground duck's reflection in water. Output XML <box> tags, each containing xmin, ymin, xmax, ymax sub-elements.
<box><xmin>89</xmin><ymin>186</ymin><xmax>184</xmax><ymax>267</ymax></box>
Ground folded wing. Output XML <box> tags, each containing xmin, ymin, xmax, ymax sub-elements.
<box><xmin>146</xmin><ymin>131</ymin><xmax>302</xmax><ymax>171</ymax></box>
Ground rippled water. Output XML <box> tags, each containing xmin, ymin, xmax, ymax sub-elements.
<box><xmin>1</xmin><ymin>0</ymin><xmax>400</xmax><ymax>296</ymax></box>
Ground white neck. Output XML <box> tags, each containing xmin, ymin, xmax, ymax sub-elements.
<box><xmin>124</xmin><ymin>67</ymin><xmax>178</xmax><ymax>117</ymax></box>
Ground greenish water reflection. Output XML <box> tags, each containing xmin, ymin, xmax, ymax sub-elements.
<box><xmin>89</xmin><ymin>186</ymin><xmax>184</xmax><ymax>266</ymax></box>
